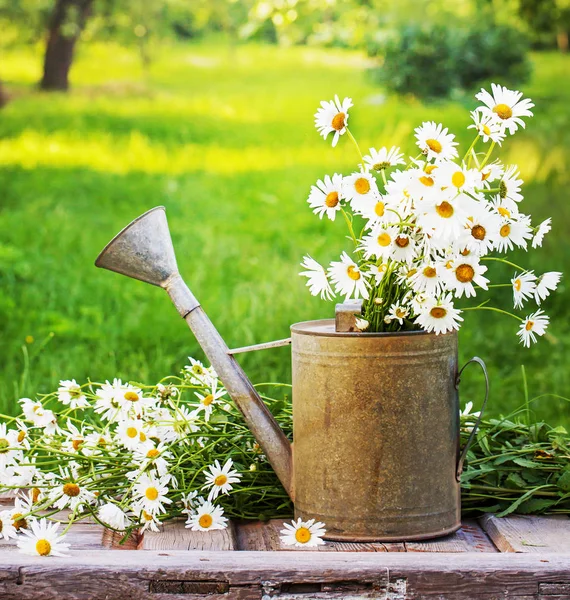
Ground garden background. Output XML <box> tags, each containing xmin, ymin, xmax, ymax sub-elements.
<box><xmin>1</xmin><ymin>0</ymin><xmax>569</xmax><ymax>423</ymax></box>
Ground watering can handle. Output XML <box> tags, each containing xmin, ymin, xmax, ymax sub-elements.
<box><xmin>455</xmin><ymin>356</ymin><xmax>489</xmax><ymax>482</ymax></box>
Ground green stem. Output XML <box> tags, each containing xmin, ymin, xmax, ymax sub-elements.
<box><xmin>462</xmin><ymin>305</ymin><xmax>523</xmax><ymax>322</ymax></box>
<box><xmin>481</xmin><ymin>256</ymin><xmax>527</xmax><ymax>272</ymax></box>
<box><xmin>480</xmin><ymin>141</ymin><xmax>496</xmax><ymax>169</ymax></box>
<box><xmin>345</xmin><ymin>127</ymin><xmax>364</xmax><ymax>163</ymax></box>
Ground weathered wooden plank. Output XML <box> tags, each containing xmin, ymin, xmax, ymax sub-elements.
<box><xmin>235</xmin><ymin>519</ymin><xmax>407</xmax><ymax>552</ymax></box>
<box><xmin>1</xmin><ymin>550</ymin><xmax>570</xmax><ymax>600</ymax></box>
<box><xmin>405</xmin><ymin>519</ymin><xmax>498</xmax><ymax>553</ymax></box>
<box><xmin>480</xmin><ymin>514</ymin><xmax>570</xmax><ymax>553</ymax></box>
<box><xmin>1</xmin><ymin>522</ymin><xmax>105</xmax><ymax>551</ymax></box>
<box><xmin>142</xmin><ymin>519</ymin><xmax>237</xmax><ymax>551</ymax></box>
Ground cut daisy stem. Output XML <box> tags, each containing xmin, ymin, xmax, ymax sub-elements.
<box><xmin>345</xmin><ymin>127</ymin><xmax>364</xmax><ymax>163</ymax></box>
<box><xmin>462</xmin><ymin>305</ymin><xmax>523</xmax><ymax>322</ymax></box>
<box><xmin>463</xmin><ymin>135</ymin><xmax>479</xmax><ymax>164</ymax></box>
<box><xmin>480</xmin><ymin>141</ymin><xmax>496</xmax><ymax>169</ymax></box>
<box><xmin>482</xmin><ymin>256</ymin><xmax>527</xmax><ymax>271</ymax></box>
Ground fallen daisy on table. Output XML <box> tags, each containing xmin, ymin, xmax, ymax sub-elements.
<box><xmin>17</xmin><ymin>518</ymin><xmax>70</xmax><ymax>557</ymax></box>
<box><xmin>186</xmin><ymin>500</ymin><xmax>228</xmax><ymax>531</ymax></box>
<box><xmin>280</xmin><ymin>517</ymin><xmax>327</xmax><ymax>548</ymax></box>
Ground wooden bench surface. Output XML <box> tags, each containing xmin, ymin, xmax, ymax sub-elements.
<box><xmin>1</xmin><ymin>494</ymin><xmax>570</xmax><ymax>599</ymax></box>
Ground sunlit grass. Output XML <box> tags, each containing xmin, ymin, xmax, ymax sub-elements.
<box><xmin>0</xmin><ymin>41</ymin><xmax>569</xmax><ymax>424</ymax></box>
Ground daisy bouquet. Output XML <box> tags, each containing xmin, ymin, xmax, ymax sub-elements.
<box><xmin>0</xmin><ymin>359</ymin><xmax>294</xmax><ymax>555</ymax></box>
<box><xmin>302</xmin><ymin>86</ymin><xmax>562</xmax><ymax>344</ymax></box>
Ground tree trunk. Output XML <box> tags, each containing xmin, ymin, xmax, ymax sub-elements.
<box><xmin>40</xmin><ymin>0</ymin><xmax>94</xmax><ymax>91</ymax></box>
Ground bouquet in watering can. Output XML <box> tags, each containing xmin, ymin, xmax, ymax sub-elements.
<box><xmin>300</xmin><ymin>85</ymin><xmax>562</xmax><ymax>345</ymax></box>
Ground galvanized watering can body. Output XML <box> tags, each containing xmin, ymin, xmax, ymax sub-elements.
<box><xmin>96</xmin><ymin>207</ymin><xmax>488</xmax><ymax>542</ymax></box>
<box><xmin>292</xmin><ymin>320</ymin><xmax>460</xmax><ymax>541</ymax></box>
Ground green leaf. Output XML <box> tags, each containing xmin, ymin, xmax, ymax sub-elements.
<box><xmin>496</xmin><ymin>485</ymin><xmax>552</xmax><ymax>517</ymax></box>
<box><xmin>513</xmin><ymin>457</ymin><xmax>545</xmax><ymax>469</ymax></box>
<box><xmin>517</xmin><ymin>498</ymin><xmax>558</xmax><ymax>514</ymax></box>
<box><xmin>505</xmin><ymin>472</ymin><xmax>527</xmax><ymax>490</ymax></box>
<box><xmin>268</xmin><ymin>400</ymin><xmax>286</xmax><ymax>416</ymax></box>
<box><xmin>557</xmin><ymin>470</ymin><xmax>570</xmax><ymax>492</ymax></box>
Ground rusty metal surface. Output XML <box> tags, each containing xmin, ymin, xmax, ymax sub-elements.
<box><xmin>335</xmin><ymin>300</ymin><xmax>363</xmax><ymax>332</ymax></box>
<box><xmin>291</xmin><ymin>319</ymin><xmax>460</xmax><ymax>541</ymax></box>
<box><xmin>95</xmin><ymin>207</ymin><xmax>294</xmax><ymax>498</ymax></box>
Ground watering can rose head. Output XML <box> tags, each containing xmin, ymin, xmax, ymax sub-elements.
<box><xmin>300</xmin><ymin>84</ymin><xmax>562</xmax><ymax>346</ymax></box>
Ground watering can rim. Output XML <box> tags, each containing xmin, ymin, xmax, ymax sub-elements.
<box><xmin>94</xmin><ymin>206</ymin><xmax>166</xmax><ymax>269</ymax></box>
<box><xmin>291</xmin><ymin>318</ymin><xmax>456</xmax><ymax>338</ymax></box>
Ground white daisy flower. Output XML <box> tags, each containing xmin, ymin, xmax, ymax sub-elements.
<box><xmin>139</xmin><ymin>509</ymin><xmax>160</xmax><ymax>533</ymax></box>
<box><xmin>299</xmin><ymin>255</ymin><xmax>334</xmax><ymax>301</ymax></box>
<box><xmin>410</xmin><ymin>263</ymin><xmax>445</xmax><ymax>296</ymax></box>
<box><xmin>458</xmin><ymin>206</ymin><xmax>501</xmax><ymax>256</ymax></box>
<box><xmin>0</xmin><ymin>510</ymin><xmax>18</xmax><ymax>541</ymax></box>
<box><xmin>314</xmin><ymin>95</ymin><xmax>353</xmax><ymax>147</ymax></box>
<box><xmin>133</xmin><ymin>474</ymin><xmax>172</xmax><ymax>515</ymax></box>
<box><xmin>476</xmin><ymin>84</ymin><xmax>534</xmax><ymax>135</ymax></box>
<box><xmin>342</xmin><ymin>171</ymin><xmax>379</xmax><ymax>212</ymax></box>
<box><xmin>116</xmin><ymin>384</ymin><xmax>155</xmax><ymax>415</ymax></box>
<box><xmin>328</xmin><ymin>252</ymin><xmax>369</xmax><ymax>301</ymax></box>
<box><xmin>445</xmin><ymin>255</ymin><xmax>489</xmax><ymax>299</ymax></box>
<box><xmin>356</xmin><ymin>195</ymin><xmax>394</xmax><ymax>228</ymax></box>
<box><xmin>496</xmin><ymin>215</ymin><xmax>532</xmax><ymax>253</ymax></box>
<box><xmin>511</xmin><ymin>271</ymin><xmax>537</xmax><ymax>309</ymax></box>
<box><xmin>52</xmin><ymin>477</ymin><xmax>96</xmax><ymax>511</ymax></box>
<box><xmin>203</xmin><ymin>458</ymin><xmax>242</xmax><ymax>502</ymax></box>
<box><xmin>468</xmin><ymin>110</ymin><xmax>506</xmax><ymax>144</ymax></box>
<box><xmin>388</xmin><ymin>232</ymin><xmax>418</xmax><ymax>265</ymax></box>
<box><xmin>94</xmin><ymin>378</ymin><xmax>124</xmax><ymax>422</ymax></box>
<box><xmin>57</xmin><ymin>379</ymin><xmax>89</xmax><ymax>409</ymax></box>
<box><xmin>460</xmin><ymin>401</ymin><xmax>481</xmax><ymax>419</ymax></box>
<box><xmin>534</xmin><ymin>272</ymin><xmax>562</xmax><ymax>304</ymax></box>
<box><xmin>98</xmin><ymin>503</ymin><xmax>131</xmax><ymax>531</ymax></box>
<box><xmin>517</xmin><ymin>310</ymin><xmax>549</xmax><ymax>348</ymax></box>
<box><xmin>360</xmin><ymin>226</ymin><xmax>399</xmax><ymax>261</ymax></box>
<box><xmin>415</xmin><ymin>294</ymin><xmax>464</xmax><ymax>334</ymax></box>
<box><xmin>387</xmin><ymin>304</ymin><xmax>409</xmax><ymax>325</ymax></box>
<box><xmin>307</xmin><ymin>173</ymin><xmax>344</xmax><ymax>221</ymax></box>
<box><xmin>406</xmin><ymin>165</ymin><xmax>442</xmax><ymax>202</ymax></box>
<box><xmin>62</xmin><ymin>420</ymin><xmax>86</xmax><ymax>453</ymax></box>
<box><xmin>362</xmin><ymin>146</ymin><xmax>405</xmax><ymax>171</ymax></box>
<box><xmin>367</xmin><ymin>263</ymin><xmax>388</xmax><ymax>285</ymax></box>
<box><xmin>410</xmin><ymin>292</ymin><xmax>429</xmax><ymax>317</ymax></box>
<box><xmin>184</xmin><ymin>358</ymin><xmax>218</xmax><ymax>387</ymax></box>
<box><xmin>354</xmin><ymin>317</ymin><xmax>370</xmax><ymax>331</ymax></box>
<box><xmin>532</xmin><ymin>218</ymin><xmax>552</xmax><ymax>248</ymax></box>
<box><xmin>186</xmin><ymin>501</ymin><xmax>228</xmax><ymax>531</ymax></box>
<box><xmin>414</xmin><ymin>121</ymin><xmax>458</xmax><ymax>162</ymax></box>
<box><xmin>437</xmin><ymin>162</ymin><xmax>480</xmax><ymax>198</ymax></box>
<box><xmin>498</xmin><ymin>165</ymin><xmax>524</xmax><ymax>211</ymax></box>
<box><xmin>10</xmin><ymin>494</ymin><xmax>36</xmax><ymax>532</ymax></box>
<box><xmin>280</xmin><ymin>517</ymin><xmax>326</xmax><ymax>548</ymax></box>
<box><xmin>115</xmin><ymin>418</ymin><xmax>149</xmax><ymax>450</ymax></box>
<box><xmin>0</xmin><ymin>423</ymin><xmax>23</xmax><ymax>469</ymax></box>
<box><xmin>132</xmin><ymin>442</ymin><xmax>173</xmax><ymax>478</ymax></box>
<box><xmin>480</xmin><ymin>161</ymin><xmax>504</xmax><ymax>188</ymax></box>
<box><xmin>181</xmin><ymin>491</ymin><xmax>201</xmax><ymax>517</ymax></box>
<box><xmin>194</xmin><ymin>380</ymin><xmax>226</xmax><ymax>421</ymax></box>
<box><xmin>19</xmin><ymin>398</ymin><xmax>56</xmax><ymax>429</ymax></box>
<box><xmin>17</xmin><ymin>518</ymin><xmax>70</xmax><ymax>557</ymax></box>
<box><xmin>417</xmin><ymin>196</ymin><xmax>472</xmax><ymax>244</ymax></box>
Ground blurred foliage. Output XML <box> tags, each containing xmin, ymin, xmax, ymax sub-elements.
<box><xmin>369</xmin><ymin>19</ymin><xmax>532</xmax><ymax>100</ymax></box>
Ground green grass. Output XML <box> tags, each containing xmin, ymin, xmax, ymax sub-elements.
<box><xmin>1</xmin><ymin>41</ymin><xmax>569</xmax><ymax>423</ymax></box>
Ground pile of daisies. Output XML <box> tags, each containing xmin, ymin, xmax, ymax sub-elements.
<box><xmin>302</xmin><ymin>85</ymin><xmax>561</xmax><ymax>344</ymax></box>
<box><xmin>0</xmin><ymin>361</ymin><xmax>329</xmax><ymax>556</ymax></box>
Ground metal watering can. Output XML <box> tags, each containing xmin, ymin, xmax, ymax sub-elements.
<box><xmin>96</xmin><ymin>207</ymin><xmax>488</xmax><ymax>542</ymax></box>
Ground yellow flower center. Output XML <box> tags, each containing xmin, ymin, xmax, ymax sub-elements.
<box><xmin>331</xmin><ymin>112</ymin><xmax>345</xmax><ymax>131</ymax></box>
<box><xmin>493</xmin><ymin>103</ymin><xmax>513</xmax><ymax>120</ymax></box>
<box><xmin>17</xmin><ymin>430</ymin><xmax>26</xmax><ymax>443</ymax></box>
<box><xmin>425</xmin><ymin>164</ymin><xmax>437</xmax><ymax>174</ymax></box>
<box><xmin>426</xmin><ymin>138</ymin><xmax>442</xmax><ymax>153</ymax></box>
<box><xmin>139</xmin><ymin>431</ymin><xmax>147</xmax><ymax>442</ymax></box>
<box><xmin>63</xmin><ymin>483</ymin><xmax>80</xmax><ymax>497</ymax></box>
<box><xmin>481</xmin><ymin>170</ymin><xmax>491</xmax><ymax>181</ymax></box>
<box><xmin>525</xmin><ymin>320</ymin><xmax>534</xmax><ymax>331</ymax></box>
<box><xmin>72</xmin><ymin>439</ymin><xmax>83</xmax><ymax>451</ymax></box>
<box><xmin>214</xmin><ymin>474</ymin><xmax>228</xmax><ymax>487</ymax></box>
<box><xmin>325</xmin><ymin>191</ymin><xmax>339</xmax><ymax>208</ymax></box>
<box><xmin>396</xmin><ymin>308</ymin><xmax>406</xmax><ymax>318</ymax></box>
<box><xmin>32</xmin><ymin>487</ymin><xmax>41</xmax><ymax>503</ymax></box>
<box><xmin>199</xmin><ymin>514</ymin><xmax>213</xmax><ymax>529</ymax></box>
<box><xmin>423</xmin><ymin>267</ymin><xmax>437</xmax><ymax>278</ymax></box>
<box><xmin>451</xmin><ymin>171</ymin><xmax>466</xmax><ymax>188</ymax></box>
<box><xmin>377</xmin><ymin>233</ymin><xmax>391</xmax><ymax>247</ymax></box>
<box><xmin>126</xmin><ymin>427</ymin><xmax>138</xmax><ymax>438</ymax></box>
<box><xmin>471</xmin><ymin>225</ymin><xmax>486</xmax><ymax>240</ymax></box>
<box><xmin>372</xmin><ymin>161</ymin><xmax>390</xmax><ymax>171</ymax></box>
<box><xmin>143</xmin><ymin>510</ymin><xmax>153</xmax><ymax>521</ymax></box>
<box><xmin>124</xmin><ymin>391</ymin><xmax>140</xmax><ymax>402</ymax></box>
<box><xmin>346</xmin><ymin>265</ymin><xmax>361</xmax><ymax>281</ymax></box>
<box><xmin>419</xmin><ymin>175</ymin><xmax>434</xmax><ymax>187</ymax></box>
<box><xmin>514</xmin><ymin>279</ymin><xmax>522</xmax><ymax>291</ymax></box>
<box><xmin>202</xmin><ymin>394</ymin><xmax>214</xmax><ymax>406</ymax></box>
<box><xmin>430</xmin><ymin>307</ymin><xmax>447</xmax><ymax>319</ymax></box>
<box><xmin>455</xmin><ymin>264</ymin><xmax>475</xmax><ymax>283</ymax></box>
<box><xmin>69</xmin><ymin>387</ymin><xmax>83</xmax><ymax>398</ymax></box>
<box><xmin>498</xmin><ymin>207</ymin><xmax>510</xmax><ymax>218</ymax></box>
<box><xmin>436</xmin><ymin>201</ymin><xmax>454</xmax><ymax>218</ymax></box>
<box><xmin>395</xmin><ymin>235</ymin><xmax>410</xmax><ymax>248</ymax></box>
<box><xmin>145</xmin><ymin>487</ymin><xmax>159</xmax><ymax>501</ymax></box>
<box><xmin>0</xmin><ymin>439</ymin><xmax>9</xmax><ymax>453</ymax></box>
<box><xmin>36</xmin><ymin>539</ymin><xmax>52</xmax><ymax>556</ymax></box>
<box><xmin>374</xmin><ymin>201</ymin><xmax>385</xmax><ymax>217</ymax></box>
<box><xmin>482</xmin><ymin>124</ymin><xmax>491</xmax><ymax>135</ymax></box>
<box><xmin>147</xmin><ymin>448</ymin><xmax>160</xmax><ymax>459</ymax></box>
<box><xmin>354</xmin><ymin>177</ymin><xmax>370</xmax><ymax>195</ymax></box>
<box><xmin>12</xmin><ymin>513</ymin><xmax>27</xmax><ymax>530</ymax></box>
<box><xmin>500</xmin><ymin>224</ymin><xmax>511</xmax><ymax>238</ymax></box>
<box><xmin>295</xmin><ymin>527</ymin><xmax>312</xmax><ymax>543</ymax></box>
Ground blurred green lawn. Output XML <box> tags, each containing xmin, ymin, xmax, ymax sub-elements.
<box><xmin>0</xmin><ymin>42</ymin><xmax>569</xmax><ymax>422</ymax></box>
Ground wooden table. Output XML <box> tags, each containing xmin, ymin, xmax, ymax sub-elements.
<box><xmin>1</xmin><ymin>494</ymin><xmax>570</xmax><ymax>600</ymax></box>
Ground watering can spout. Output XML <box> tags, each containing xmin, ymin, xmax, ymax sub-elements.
<box><xmin>95</xmin><ymin>207</ymin><xmax>294</xmax><ymax>499</ymax></box>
